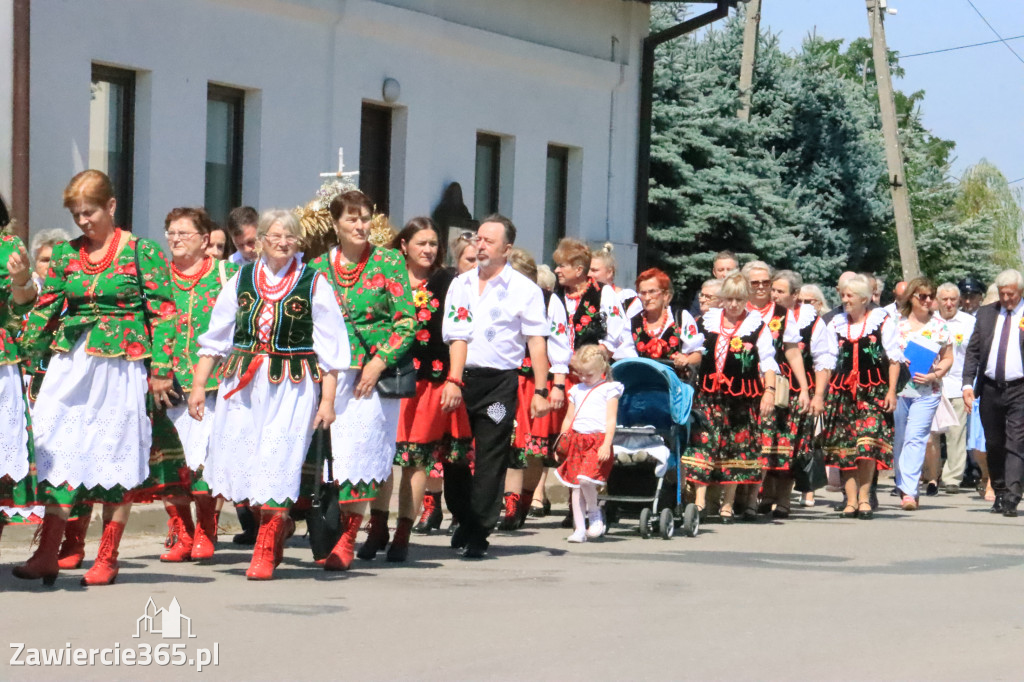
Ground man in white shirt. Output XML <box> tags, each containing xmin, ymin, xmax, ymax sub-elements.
<box><xmin>441</xmin><ymin>215</ymin><xmax>551</xmax><ymax>558</ymax></box>
<box><xmin>226</xmin><ymin>206</ymin><xmax>259</xmax><ymax>265</ymax></box>
<box><xmin>925</xmin><ymin>283</ymin><xmax>976</xmax><ymax>493</ymax></box>
<box><xmin>963</xmin><ymin>269</ymin><xmax>1024</xmax><ymax>516</ymax></box>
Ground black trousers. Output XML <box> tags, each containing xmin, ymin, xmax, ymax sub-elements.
<box><xmin>978</xmin><ymin>377</ymin><xmax>1024</xmax><ymax>504</ymax></box>
<box><xmin>442</xmin><ymin>368</ymin><xmax>519</xmax><ymax>543</ymax></box>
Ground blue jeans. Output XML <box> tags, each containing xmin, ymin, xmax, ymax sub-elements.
<box><xmin>894</xmin><ymin>393</ymin><xmax>941</xmax><ymax>499</ymax></box>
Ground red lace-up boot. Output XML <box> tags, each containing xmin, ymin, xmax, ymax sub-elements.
<box><xmin>57</xmin><ymin>513</ymin><xmax>91</xmax><ymax>570</ymax></box>
<box><xmin>81</xmin><ymin>519</ymin><xmax>125</xmax><ymax>586</ymax></box>
<box><xmin>498</xmin><ymin>492</ymin><xmax>521</xmax><ymax>531</ymax></box>
<box><xmin>13</xmin><ymin>514</ymin><xmax>66</xmax><ymax>586</ymax></box>
<box><xmin>246</xmin><ymin>510</ymin><xmax>285</xmax><ymax>580</ymax></box>
<box><xmin>325</xmin><ymin>512</ymin><xmax>363</xmax><ymax>571</ymax></box>
<box><xmin>413</xmin><ymin>491</ymin><xmax>443</xmax><ymax>534</ymax></box>
<box><xmin>160</xmin><ymin>504</ymin><xmax>195</xmax><ymax>562</ymax></box>
<box><xmin>191</xmin><ymin>496</ymin><xmax>218</xmax><ymax>561</ymax></box>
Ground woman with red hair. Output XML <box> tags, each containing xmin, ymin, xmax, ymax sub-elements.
<box><xmin>630</xmin><ymin>268</ymin><xmax>702</xmax><ymax>367</ymax></box>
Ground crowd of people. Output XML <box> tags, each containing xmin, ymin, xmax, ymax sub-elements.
<box><xmin>0</xmin><ymin>169</ymin><xmax>1018</xmax><ymax>586</ymax></box>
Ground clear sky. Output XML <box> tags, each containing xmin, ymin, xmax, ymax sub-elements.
<box><xmin>757</xmin><ymin>0</ymin><xmax>1024</xmax><ymax>185</ymax></box>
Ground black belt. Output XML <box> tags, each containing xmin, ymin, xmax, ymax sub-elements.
<box><xmin>982</xmin><ymin>376</ymin><xmax>1024</xmax><ymax>389</ymax></box>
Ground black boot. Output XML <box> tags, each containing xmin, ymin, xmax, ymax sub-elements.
<box><xmin>232</xmin><ymin>503</ymin><xmax>258</xmax><ymax>545</ymax></box>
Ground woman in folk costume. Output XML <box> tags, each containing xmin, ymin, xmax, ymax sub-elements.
<box><xmin>499</xmin><ymin>247</ymin><xmax>570</xmax><ymax>530</ymax></box>
<box><xmin>189</xmin><ymin>209</ymin><xmax>347</xmax><ymax>580</ymax></box>
<box><xmin>158</xmin><ymin>207</ymin><xmax>238</xmax><ymax>563</ymax></box>
<box><xmin>15</xmin><ymin>170</ymin><xmax>178</xmax><ymax>586</ymax></box>
<box><xmin>629</xmin><ymin>267</ymin><xmax>703</xmax><ymax>365</ymax></box>
<box><xmin>308</xmin><ymin>190</ymin><xmax>417</xmax><ymax>570</ymax></box>
<box><xmin>823</xmin><ymin>274</ymin><xmax>901</xmax><ymax>519</ymax></box>
<box><xmin>741</xmin><ymin>262</ymin><xmax>811</xmax><ymax>520</ymax></box>
<box><xmin>362</xmin><ymin>217</ymin><xmax>472</xmax><ymax>561</ymax></box>
<box><xmin>0</xmin><ymin>223</ymin><xmax>40</xmax><ymax>540</ymax></box>
<box><xmin>684</xmin><ymin>273</ymin><xmax>778</xmax><ymax>522</ymax></box>
<box><xmin>758</xmin><ymin>270</ymin><xmax>836</xmax><ymax>517</ymax></box>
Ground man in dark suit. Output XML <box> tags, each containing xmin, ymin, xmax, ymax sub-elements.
<box><xmin>963</xmin><ymin>269</ymin><xmax>1024</xmax><ymax>516</ymax></box>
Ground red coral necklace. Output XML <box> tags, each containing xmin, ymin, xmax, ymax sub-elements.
<box><xmin>332</xmin><ymin>245</ymin><xmax>370</xmax><ymax>289</ymax></box>
<box><xmin>642</xmin><ymin>308</ymin><xmax>670</xmax><ymax>339</ymax></box>
<box><xmin>171</xmin><ymin>257</ymin><xmax>212</xmax><ymax>292</ymax></box>
<box><xmin>565</xmin><ymin>278</ymin><xmax>592</xmax><ymax>301</ymax></box>
<box><xmin>256</xmin><ymin>258</ymin><xmax>298</xmax><ymax>302</ymax></box>
<box><xmin>79</xmin><ymin>229</ymin><xmax>123</xmax><ymax>275</ymax></box>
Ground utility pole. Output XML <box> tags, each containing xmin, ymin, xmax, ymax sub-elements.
<box><xmin>737</xmin><ymin>0</ymin><xmax>762</xmax><ymax>122</ymax></box>
<box><xmin>867</xmin><ymin>0</ymin><xmax>920</xmax><ymax>280</ymax></box>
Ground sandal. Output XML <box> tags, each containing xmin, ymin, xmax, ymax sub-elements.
<box><xmin>719</xmin><ymin>506</ymin><xmax>735</xmax><ymax>525</ymax></box>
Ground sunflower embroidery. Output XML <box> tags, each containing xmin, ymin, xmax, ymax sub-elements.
<box><xmin>729</xmin><ymin>337</ymin><xmax>744</xmax><ymax>352</ymax></box>
<box><xmin>768</xmin><ymin>318</ymin><xmax>782</xmax><ymax>332</ymax></box>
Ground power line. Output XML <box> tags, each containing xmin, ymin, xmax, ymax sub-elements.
<box><xmin>1009</xmin><ymin>177</ymin><xmax>1024</xmax><ymax>185</ymax></box>
<box><xmin>901</xmin><ymin>34</ymin><xmax>1024</xmax><ymax>59</ymax></box>
<box><xmin>963</xmin><ymin>0</ymin><xmax>1024</xmax><ymax>66</ymax></box>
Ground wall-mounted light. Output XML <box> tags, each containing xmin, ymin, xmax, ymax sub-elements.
<box><xmin>382</xmin><ymin>78</ymin><xmax>401</xmax><ymax>104</ymax></box>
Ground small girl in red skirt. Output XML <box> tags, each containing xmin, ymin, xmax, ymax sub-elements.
<box><xmin>555</xmin><ymin>345</ymin><xmax>623</xmax><ymax>543</ymax></box>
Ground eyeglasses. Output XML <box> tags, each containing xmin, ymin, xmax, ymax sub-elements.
<box><xmin>263</xmin><ymin>234</ymin><xmax>300</xmax><ymax>245</ymax></box>
<box><xmin>638</xmin><ymin>289</ymin><xmax>665</xmax><ymax>298</ymax></box>
<box><xmin>915</xmin><ymin>293</ymin><xmax>935</xmax><ymax>302</ymax></box>
<box><xmin>165</xmin><ymin>231</ymin><xmax>200</xmax><ymax>241</ymax></box>
<box><xmin>799</xmin><ymin>298</ymin><xmax>819</xmax><ymax>305</ymax></box>
<box><xmin>749</xmin><ymin>280</ymin><xmax>771</xmax><ymax>288</ymax></box>
<box><xmin>698</xmin><ymin>293</ymin><xmax>719</xmax><ymax>300</ymax></box>
<box><xmin>456</xmin><ymin>230</ymin><xmax>478</xmax><ymax>242</ymax></box>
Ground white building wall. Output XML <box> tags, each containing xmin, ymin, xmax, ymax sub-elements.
<box><xmin>0</xmin><ymin>0</ymin><xmax>13</xmax><ymax>203</ymax></box>
<box><xmin>28</xmin><ymin>0</ymin><xmax>646</xmax><ymax>278</ymax></box>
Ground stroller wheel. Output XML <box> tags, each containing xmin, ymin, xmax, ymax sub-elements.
<box><xmin>658</xmin><ymin>508</ymin><xmax>674</xmax><ymax>540</ymax></box>
<box><xmin>682</xmin><ymin>503</ymin><xmax>700</xmax><ymax>538</ymax></box>
<box><xmin>638</xmin><ymin>508</ymin><xmax>652</xmax><ymax>539</ymax></box>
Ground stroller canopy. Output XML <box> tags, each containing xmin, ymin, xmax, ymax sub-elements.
<box><xmin>610</xmin><ymin>358</ymin><xmax>694</xmax><ymax>428</ymax></box>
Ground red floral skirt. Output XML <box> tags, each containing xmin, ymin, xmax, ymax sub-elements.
<box><xmin>395</xmin><ymin>379</ymin><xmax>473</xmax><ymax>471</ymax></box>
<box><xmin>554</xmin><ymin>431</ymin><xmax>611</xmax><ymax>488</ymax></box>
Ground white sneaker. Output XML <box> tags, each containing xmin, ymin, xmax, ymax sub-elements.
<box><xmin>586</xmin><ymin>519</ymin><xmax>606</xmax><ymax>538</ymax></box>
<box><xmin>566</xmin><ymin>529</ymin><xmax>587</xmax><ymax>543</ymax></box>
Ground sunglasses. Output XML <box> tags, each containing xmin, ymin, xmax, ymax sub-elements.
<box><xmin>915</xmin><ymin>293</ymin><xmax>935</xmax><ymax>302</ymax></box>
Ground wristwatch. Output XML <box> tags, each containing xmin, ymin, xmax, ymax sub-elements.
<box><xmin>534</xmin><ymin>388</ymin><xmax>549</xmax><ymax>398</ymax></box>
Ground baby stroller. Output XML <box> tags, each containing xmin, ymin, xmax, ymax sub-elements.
<box><xmin>601</xmin><ymin>358</ymin><xmax>698</xmax><ymax>539</ymax></box>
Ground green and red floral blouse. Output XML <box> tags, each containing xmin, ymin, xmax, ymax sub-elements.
<box><xmin>310</xmin><ymin>245</ymin><xmax>417</xmax><ymax>370</ymax></box>
<box><xmin>0</xmin><ymin>232</ymin><xmax>34</xmax><ymax>365</ymax></box>
<box><xmin>171</xmin><ymin>258</ymin><xmax>239</xmax><ymax>391</ymax></box>
<box><xmin>22</xmin><ymin>233</ymin><xmax>178</xmax><ymax>377</ymax></box>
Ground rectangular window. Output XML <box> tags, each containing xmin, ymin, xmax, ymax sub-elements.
<box><xmin>544</xmin><ymin>145</ymin><xmax>569</xmax><ymax>261</ymax></box>
<box><xmin>360</xmin><ymin>103</ymin><xmax>392</xmax><ymax>215</ymax></box>
<box><xmin>205</xmin><ymin>85</ymin><xmax>245</xmax><ymax>227</ymax></box>
<box><xmin>89</xmin><ymin>64</ymin><xmax>135</xmax><ymax>229</ymax></box>
<box><xmin>474</xmin><ymin>133</ymin><xmax>502</xmax><ymax>220</ymax></box>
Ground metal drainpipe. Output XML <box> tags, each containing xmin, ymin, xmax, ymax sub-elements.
<box><xmin>11</xmin><ymin>0</ymin><xmax>29</xmax><ymax>241</ymax></box>
<box><xmin>633</xmin><ymin>0</ymin><xmax>735</xmax><ymax>270</ymax></box>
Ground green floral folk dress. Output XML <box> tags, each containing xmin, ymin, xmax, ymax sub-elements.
<box><xmin>310</xmin><ymin>245</ymin><xmax>417</xmax><ymax>503</ymax></box>
<box><xmin>21</xmin><ymin>231</ymin><xmax>182</xmax><ymax>505</ymax></box>
<box><xmin>0</xmin><ymin>232</ymin><xmax>40</xmax><ymax>523</ymax></box>
<box><xmin>167</xmin><ymin>258</ymin><xmax>239</xmax><ymax>494</ymax></box>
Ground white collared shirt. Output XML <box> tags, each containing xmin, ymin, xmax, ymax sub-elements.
<box><xmin>984</xmin><ymin>298</ymin><xmax>1024</xmax><ymax>382</ymax></box>
<box><xmin>442</xmin><ymin>263</ymin><xmax>549</xmax><ymax>370</ymax></box>
<box><xmin>228</xmin><ymin>251</ymin><xmax>250</xmax><ymax>266</ymax></box>
<box><xmin>940</xmin><ymin>310</ymin><xmax>976</xmax><ymax>397</ymax></box>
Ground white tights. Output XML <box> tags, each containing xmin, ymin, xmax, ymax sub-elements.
<box><xmin>570</xmin><ymin>481</ymin><xmax>600</xmax><ymax>532</ymax></box>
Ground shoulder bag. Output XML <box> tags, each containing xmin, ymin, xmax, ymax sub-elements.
<box><xmin>337</xmin><ymin>294</ymin><xmax>417</xmax><ymax>399</ymax></box>
<box><xmin>552</xmin><ymin>380</ymin><xmax>607</xmax><ymax>462</ymax></box>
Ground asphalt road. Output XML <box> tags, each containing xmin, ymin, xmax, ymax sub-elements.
<box><xmin>1</xmin><ymin>480</ymin><xmax>1022</xmax><ymax>681</ymax></box>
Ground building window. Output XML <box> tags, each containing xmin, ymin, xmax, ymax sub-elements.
<box><xmin>89</xmin><ymin>64</ymin><xmax>135</xmax><ymax>229</ymax></box>
<box><xmin>360</xmin><ymin>103</ymin><xmax>392</xmax><ymax>215</ymax></box>
<box><xmin>544</xmin><ymin>145</ymin><xmax>569</xmax><ymax>260</ymax></box>
<box><xmin>205</xmin><ymin>85</ymin><xmax>245</xmax><ymax>227</ymax></box>
<box><xmin>474</xmin><ymin>133</ymin><xmax>502</xmax><ymax>220</ymax></box>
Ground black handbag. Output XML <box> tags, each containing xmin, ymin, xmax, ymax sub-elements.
<box><xmin>307</xmin><ymin>428</ymin><xmax>342</xmax><ymax>561</ymax></box>
<box><xmin>793</xmin><ymin>421</ymin><xmax>828</xmax><ymax>493</ymax></box>
<box><xmin>338</xmin><ymin>295</ymin><xmax>417</xmax><ymax>399</ymax></box>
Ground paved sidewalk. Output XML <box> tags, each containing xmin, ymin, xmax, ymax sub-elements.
<box><xmin>2</xmin><ymin>484</ymin><xmax>1021</xmax><ymax>681</ymax></box>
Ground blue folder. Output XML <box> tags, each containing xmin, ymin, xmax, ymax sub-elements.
<box><xmin>905</xmin><ymin>338</ymin><xmax>939</xmax><ymax>377</ymax></box>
